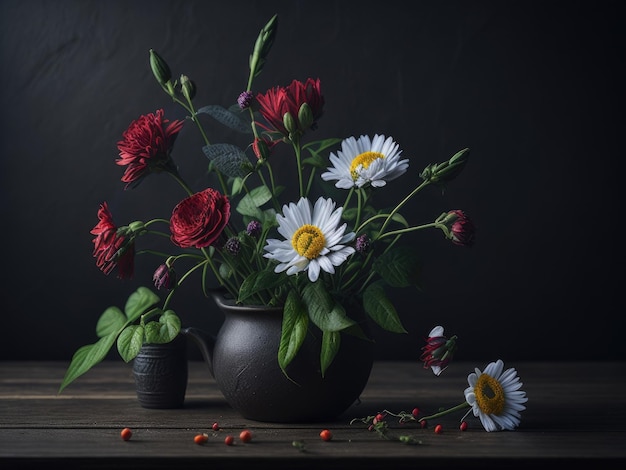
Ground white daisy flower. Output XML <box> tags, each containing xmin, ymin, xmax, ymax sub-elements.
<box><xmin>464</xmin><ymin>359</ymin><xmax>528</xmax><ymax>432</ymax></box>
<box><xmin>263</xmin><ymin>196</ymin><xmax>356</xmax><ymax>282</ymax></box>
<box><xmin>321</xmin><ymin>134</ymin><xmax>409</xmax><ymax>189</ymax></box>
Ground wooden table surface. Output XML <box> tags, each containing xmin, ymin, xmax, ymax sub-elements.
<box><xmin>1</xmin><ymin>360</ymin><xmax>625</xmax><ymax>469</ymax></box>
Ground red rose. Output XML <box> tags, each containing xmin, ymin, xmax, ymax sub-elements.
<box><xmin>90</xmin><ymin>202</ymin><xmax>135</xmax><ymax>279</ymax></box>
<box><xmin>170</xmin><ymin>188</ymin><xmax>230</xmax><ymax>248</ymax></box>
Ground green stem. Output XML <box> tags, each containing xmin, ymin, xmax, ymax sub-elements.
<box><xmin>418</xmin><ymin>402</ymin><xmax>470</xmax><ymax>422</ymax></box>
<box><xmin>378</xmin><ymin>180</ymin><xmax>430</xmax><ymax>235</ymax></box>
<box><xmin>378</xmin><ymin>222</ymin><xmax>439</xmax><ymax>240</ymax></box>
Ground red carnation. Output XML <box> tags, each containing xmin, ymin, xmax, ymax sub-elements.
<box><xmin>90</xmin><ymin>202</ymin><xmax>135</xmax><ymax>279</ymax></box>
<box><xmin>170</xmin><ymin>188</ymin><xmax>231</xmax><ymax>249</ymax></box>
<box><xmin>256</xmin><ymin>78</ymin><xmax>324</xmax><ymax>137</ymax></box>
<box><xmin>116</xmin><ymin>109</ymin><xmax>184</xmax><ymax>188</ymax></box>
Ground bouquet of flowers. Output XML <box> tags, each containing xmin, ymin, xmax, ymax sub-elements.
<box><xmin>60</xmin><ymin>13</ymin><xmax>474</xmax><ymax>393</ymax></box>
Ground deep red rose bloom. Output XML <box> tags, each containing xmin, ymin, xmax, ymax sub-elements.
<box><xmin>170</xmin><ymin>188</ymin><xmax>231</xmax><ymax>249</ymax></box>
<box><xmin>116</xmin><ymin>109</ymin><xmax>184</xmax><ymax>188</ymax></box>
<box><xmin>90</xmin><ymin>202</ymin><xmax>135</xmax><ymax>279</ymax></box>
<box><xmin>256</xmin><ymin>78</ymin><xmax>324</xmax><ymax>137</ymax></box>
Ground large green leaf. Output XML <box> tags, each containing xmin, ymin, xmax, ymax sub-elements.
<box><xmin>320</xmin><ymin>330</ymin><xmax>340</xmax><ymax>377</ymax></box>
<box><xmin>363</xmin><ymin>282</ymin><xmax>407</xmax><ymax>333</ymax></box>
<box><xmin>95</xmin><ymin>306</ymin><xmax>126</xmax><ymax>337</ymax></box>
<box><xmin>372</xmin><ymin>246</ymin><xmax>420</xmax><ymax>287</ymax></box>
<box><xmin>124</xmin><ymin>287</ymin><xmax>160</xmax><ymax>322</ymax></box>
<box><xmin>58</xmin><ymin>333</ymin><xmax>117</xmax><ymax>394</ymax></box>
<box><xmin>278</xmin><ymin>289</ymin><xmax>309</xmax><ymax>375</ymax></box>
<box><xmin>302</xmin><ymin>281</ymin><xmax>355</xmax><ymax>332</ymax></box>
<box><xmin>117</xmin><ymin>325</ymin><xmax>145</xmax><ymax>362</ymax></box>
<box><xmin>236</xmin><ymin>185</ymin><xmax>274</xmax><ymax>218</ymax></box>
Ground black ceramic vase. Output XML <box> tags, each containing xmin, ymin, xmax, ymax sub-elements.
<box><xmin>132</xmin><ymin>334</ymin><xmax>188</xmax><ymax>409</ymax></box>
<box><xmin>184</xmin><ymin>291</ymin><xmax>375</xmax><ymax>423</ymax></box>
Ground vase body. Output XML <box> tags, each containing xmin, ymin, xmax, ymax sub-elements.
<box><xmin>132</xmin><ymin>334</ymin><xmax>188</xmax><ymax>409</ymax></box>
<box><xmin>198</xmin><ymin>293</ymin><xmax>375</xmax><ymax>423</ymax></box>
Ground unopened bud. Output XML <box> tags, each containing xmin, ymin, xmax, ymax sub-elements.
<box><xmin>180</xmin><ymin>75</ymin><xmax>196</xmax><ymax>101</ymax></box>
<box><xmin>297</xmin><ymin>102</ymin><xmax>313</xmax><ymax>130</ymax></box>
<box><xmin>282</xmin><ymin>111</ymin><xmax>297</xmax><ymax>135</ymax></box>
<box><xmin>420</xmin><ymin>148</ymin><xmax>469</xmax><ymax>184</ymax></box>
<box><xmin>149</xmin><ymin>49</ymin><xmax>172</xmax><ymax>86</ymax></box>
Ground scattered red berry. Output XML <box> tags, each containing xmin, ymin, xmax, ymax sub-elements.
<box><xmin>420</xmin><ymin>420</ymin><xmax>428</xmax><ymax>429</ymax></box>
<box><xmin>212</xmin><ymin>422</ymin><xmax>220</xmax><ymax>431</ymax></box>
<box><xmin>224</xmin><ymin>435</ymin><xmax>234</xmax><ymax>446</ymax></box>
<box><xmin>239</xmin><ymin>429</ymin><xmax>252</xmax><ymax>443</ymax></box>
<box><xmin>460</xmin><ymin>421</ymin><xmax>468</xmax><ymax>431</ymax></box>
<box><xmin>434</xmin><ymin>424</ymin><xmax>443</xmax><ymax>434</ymax></box>
<box><xmin>319</xmin><ymin>429</ymin><xmax>333</xmax><ymax>441</ymax></box>
<box><xmin>412</xmin><ymin>407</ymin><xmax>420</xmax><ymax>417</ymax></box>
<box><xmin>120</xmin><ymin>427</ymin><xmax>132</xmax><ymax>441</ymax></box>
<box><xmin>194</xmin><ymin>433</ymin><xmax>208</xmax><ymax>444</ymax></box>
<box><xmin>375</xmin><ymin>413</ymin><xmax>385</xmax><ymax>422</ymax></box>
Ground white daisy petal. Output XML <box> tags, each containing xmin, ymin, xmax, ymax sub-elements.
<box><xmin>321</xmin><ymin>134</ymin><xmax>409</xmax><ymax>189</ymax></box>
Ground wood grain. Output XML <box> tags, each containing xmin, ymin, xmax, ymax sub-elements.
<box><xmin>1</xmin><ymin>361</ymin><xmax>625</xmax><ymax>469</ymax></box>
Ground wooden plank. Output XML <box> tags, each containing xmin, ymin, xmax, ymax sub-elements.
<box><xmin>1</xmin><ymin>361</ymin><xmax>625</xmax><ymax>469</ymax></box>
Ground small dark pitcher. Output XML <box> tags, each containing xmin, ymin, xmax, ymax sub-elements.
<box><xmin>132</xmin><ymin>333</ymin><xmax>188</xmax><ymax>409</ymax></box>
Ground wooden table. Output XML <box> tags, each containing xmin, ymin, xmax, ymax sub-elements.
<box><xmin>1</xmin><ymin>360</ymin><xmax>625</xmax><ymax>469</ymax></box>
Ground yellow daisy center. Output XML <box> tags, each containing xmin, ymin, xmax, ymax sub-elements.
<box><xmin>474</xmin><ymin>373</ymin><xmax>505</xmax><ymax>416</ymax></box>
<box><xmin>350</xmin><ymin>151</ymin><xmax>384</xmax><ymax>180</ymax></box>
<box><xmin>291</xmin><ymin>224</ymin><xmax>325</xmax><ymax>259</ymax></box>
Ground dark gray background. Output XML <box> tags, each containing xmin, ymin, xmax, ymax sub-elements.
<box><xmin>1</xmin><ymin>0</ymin><xmax>622</xmax><ymax>363</ymax></box>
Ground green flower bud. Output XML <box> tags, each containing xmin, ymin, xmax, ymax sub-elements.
<box><xmin>180</xmin><ymin>74</ymin><xmax>196</xmax><ymax>101</ymax></box>
<box><xmin>149</xmin><ymin>49</ymin><xmax>172</xmax><ymax>86</ymax></box>
<box><xmin>297</xmin><ymin>102</ymin><xmax>313</xmax><ymax>130</ymax></box>
<box><xmin>249</xmin><ymin>14</ymin><xmax>278</xmax><ymax>81</ymax></box>
<box><xmin>128</xmin><ymin>220</ymin><xmax>146</xmax><ymax>234</ymax></box>
<box><xmin>282</xmin><ymin>111</ymin><xmax>297</xmax><ymax>136</ymax></box>
<box><xmin>420</xmin><ymin>148</ymin><xmax>469</xmax><ymax>184</ymax></box>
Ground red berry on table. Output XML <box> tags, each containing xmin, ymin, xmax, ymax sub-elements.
<box><xmin>434</xmin><ymin>424</ymin><xmax>443</xmax><ymax>434</ymax></box>
<box><xmin>460</xmin><ymin>421</ymin><xmax>468</xmax><ymax>431</ymax></box>
<box><xmin>412</xmin><ymin>407</ymin><xmax>420</xmax><ymax>417</ymax></box>
<box><xmin>224</xmin><ymin>435</ymin><xmax>234</xmax><ymax>446</ymax></box>
<box><xmin>194</xmin><ymin>433</ymin><xmax>208</xmax><ymax>444</ymax></box>
<box><xmin>319</xmin><ymin>429</ymin><xmax>333</xmax><ymax>441</ymax></box>
<box><xmin>239</xmin><ymin>429</ymin><xmax>252</xmax><ymax>443</ymax></box>
<box><xmin>212</xmin><ymin>422</ymin><xmax>220</xmax><ymax>431</ymax></box>
<box><xmin>120</xmin><ymin>427</ymin><xmax>132</xmax><ymax>441</ymax></box>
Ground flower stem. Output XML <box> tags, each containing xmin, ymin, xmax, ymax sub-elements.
<box><xmin>418</xmin><ymin>402</ymin><xmax>470</xmax><ymax>422</ymax></box>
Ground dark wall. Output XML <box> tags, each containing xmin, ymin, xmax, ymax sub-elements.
<box><xmin>1</xmin><ymin>0</ymin><xmax>623</xmax><ymax>363</ymax></box>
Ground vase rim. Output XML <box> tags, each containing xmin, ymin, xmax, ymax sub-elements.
<box><xmin>210</xmin><ymin>289</ymin><xmax>283</xmax><ymax>313</ymax></box>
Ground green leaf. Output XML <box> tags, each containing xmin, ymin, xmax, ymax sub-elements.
<box><xmin>203</xmin><ymin>143</ymin><xmax>251</xmax><ymax>178</ymax></box>
<box><xmin>373</xmin><ymin>246</ymin><xmax>420</xmax><ymax>287</ymax></box>
<box><xmin>236</xmin><ymin>185</ymin><xmax>274</xmax><ymax>218</ymax></box>
<box><xmin>58</xmin><ymin>334</ymin><xmax>118</xmax><ymax>394</ymax></box>
<box><xmin>320</xmin><ymin>330</ymin><xmax>340</xmax><ymax>377</ymax></box>
<box><xmin>278</xmin><ymin>289</ymin><xmax>308</xmax><ymax>374</ymax></box>
<box><xmin>124</xmin><ymin>287</ymin><xmax>160</xmax><ymax>323</ymax></box>
<box><xmin>238</xmin><ymin>269</ymin><xmax>285</xmax><ymax>302</ymax></box>
<box><xmin>144</xmin><ymin>311</ymin><xmax>181</xmax><ymax>343</ymax></box>
<box><xmin>302</xmin><ymin>281</ymin><xmax>355</xmax><ymax>332</ymax></box>
<box><xmin>95</xmin><ymin>306</ymin><xmax>126</xmax><ymax>337</ymax></box>
<box><xmin>117</xmin><ymin>325</ymin><xmax>145</xmax><ymax>362</ymax></box>
<box><xmin>363</xmin><ymin>282</ymin><xmax>407</xmax><ymax>333</ymax></box>
<box><xmin>196</xmin><ymin>105</ymin><xmax>252</xmax><ymax>133</ymax></box>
